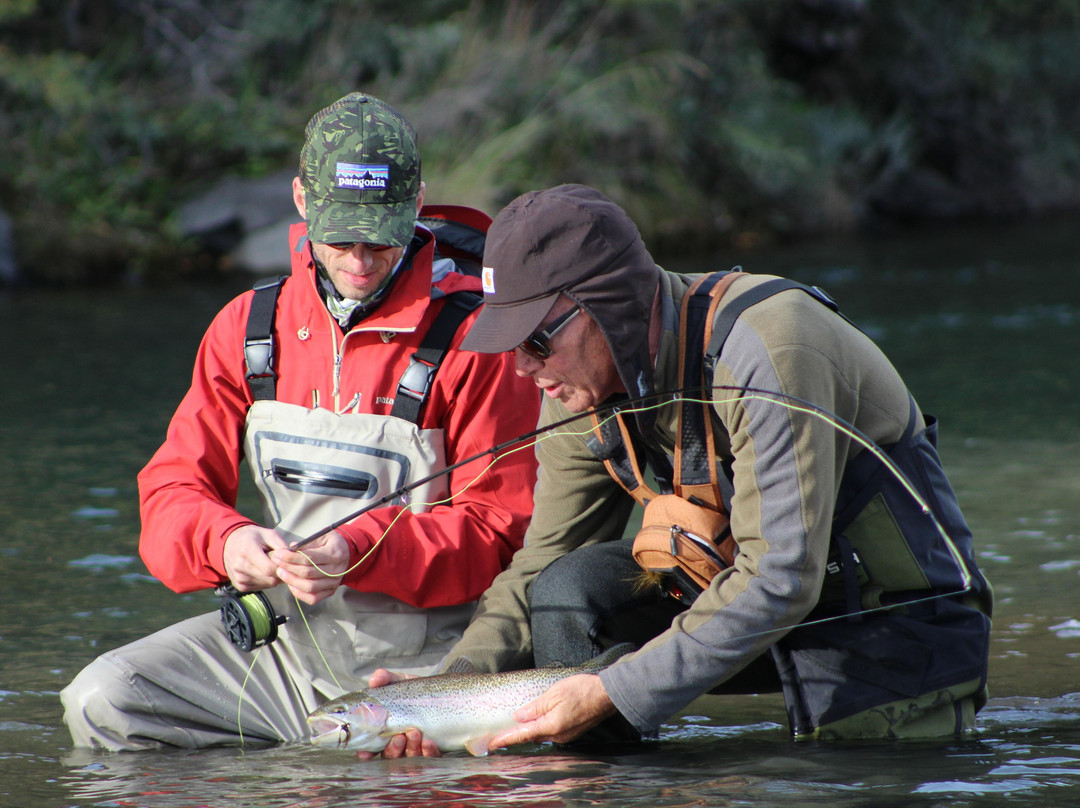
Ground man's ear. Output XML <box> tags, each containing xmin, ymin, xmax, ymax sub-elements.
<box><xmin>292</xmin><ymin>176</ymin><xmax>307</xmax><ymax>218</ymax></box>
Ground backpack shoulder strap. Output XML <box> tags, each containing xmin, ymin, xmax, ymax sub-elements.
<box><xmin>389</xmin><ymin>205</ymin><xmax>489</xmax><ymax>423</ymax></box>
<box><xmin>418</xmin><ymin>205</ymin><xmax>490</xmax><ymax>277</ymax></box>
<box><xmin>586</xmin><ymin>272</ymin><xmax>852</xmax><ymax>515</ymax></box>
<box><xmin>704</xmin><ymin>278</ymin><xmax>841</xmax><ymax>376</ymax></box>
<box><xmin>584</xmin><ymin>270</ymin><xmax>742</xmax><ymax>508</ymax></box>
<box><xmin>243</xmin><ymin>206</ymin><xmax>489</xmax><ymax>412</ymax></box>
<box><xmin>244</xmin><ymin>274</ymin><xmax>289</xmax><ymax>401</ymax></box>
<box><xmin>390</xmin><ymin>290</ymin><xmax>482</xmax><ymax>424</ymax></box>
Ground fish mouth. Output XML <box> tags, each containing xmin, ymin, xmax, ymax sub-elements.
<box><xmin>308</xmin><ymin>716</ymin><xmax>351</xmax><ymax>748</ymax></box>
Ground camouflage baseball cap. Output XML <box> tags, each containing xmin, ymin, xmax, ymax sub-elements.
<box><xmin>298</xmin><ymin>93</ymin><xmax>421</xmax><ymax>247</ymax></box>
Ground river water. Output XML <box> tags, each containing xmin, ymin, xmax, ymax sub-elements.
<box><xmin>1</xmin><ymin>217</ymin><xmax>1078</xmax><ymax>807</ymax></box>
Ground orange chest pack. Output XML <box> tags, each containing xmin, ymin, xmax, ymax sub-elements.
<box><xmin>588</xmin><ymin>271</ymin><xmax>743</xmax><ymax>603</ymax></box>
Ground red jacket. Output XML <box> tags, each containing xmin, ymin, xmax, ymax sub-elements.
<box><xmin>138</xmin><ymin>219</ymin><xmax>540</xmax><ymax>608</ymax></box>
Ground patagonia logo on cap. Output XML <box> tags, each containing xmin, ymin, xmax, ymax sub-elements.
<box><xmin>335</xmin><ymin>162</ymin><xmax>389</xmax><ymax>190</ymax></box>
<box><xmin>481</xmin><ymin>266</ymin><xmax>496</xmax><ymax>294</ymax></box>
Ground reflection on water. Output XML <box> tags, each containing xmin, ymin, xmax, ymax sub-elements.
<box><xmin>2</xmin><ymin>217</ymin><xmax>1078</xmax><ymax>807</ymax></box>
<box><xmin>53</xmin><ymin>696</ymin><xmax>1080</xmax><ymax>808</ymax></box>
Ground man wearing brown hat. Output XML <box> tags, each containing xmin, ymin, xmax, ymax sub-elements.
<box><xmin>60</xmin><ymin>93</ymin><xmax>540</xmax><ymax>750</ymax></box>
<box><xmin>400</xmin><ymin>182</ymin><xmax>993</xmax><ymax>752</ymax></box>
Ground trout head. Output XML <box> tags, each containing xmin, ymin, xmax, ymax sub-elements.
<box><xmin>306</xmin><ymin>692</ymin><xmax>391</xmax><ymax>752</ymax></box>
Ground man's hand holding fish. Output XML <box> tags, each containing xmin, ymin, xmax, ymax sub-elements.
<box><xmin>486</xmin><ymin>673</ymin><xmax>616</xmax><ymax>750</ymax></box>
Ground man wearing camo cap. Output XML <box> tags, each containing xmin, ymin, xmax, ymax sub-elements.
<box><xmin>61</xmin><ymin>93</ymin><xmax>539</xmax><ymax>751</ymax></box>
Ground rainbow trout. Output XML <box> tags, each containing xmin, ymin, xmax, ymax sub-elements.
<box><xmin>306</xmin><ymin>644</ymin><xmax>632</xmax><ymax>756</ymax></box>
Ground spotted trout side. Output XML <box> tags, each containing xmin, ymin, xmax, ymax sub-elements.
<box><xmin>306</xmin><ymin>644</ymin><xmax>633</xmax><ymax>756</ymax></box>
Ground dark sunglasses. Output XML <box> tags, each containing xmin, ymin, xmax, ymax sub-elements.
<box><xmin>517</xmin><ymin>306</ymin><xmax>581</xmax><ymax>360</ymax></box>
<box><xmin>325</xmin><ymin>241</ymin><xmax>395</xmax><ymax>253</ymax></box>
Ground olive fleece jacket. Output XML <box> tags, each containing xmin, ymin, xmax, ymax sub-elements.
<box><xmin>443</xmin><ymin>269</ymin><xmax>922</xmax><ymax>732</ymax></box>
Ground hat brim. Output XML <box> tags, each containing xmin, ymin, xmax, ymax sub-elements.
<box><xmin>460</xmin><ymin>293</ymin><xmax>559</xmax><ymax>354</ymax></box>
<box><xmin>307</xmin><ymin>197</ymin><xmax>417</xmax><ymax>247</ymax></box>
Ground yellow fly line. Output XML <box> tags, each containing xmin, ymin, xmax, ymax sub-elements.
<box><xmin>234</xmin><ymin>386</ymin><xmax>976</xmax><ymax>741</ymax></box>
<box><xmin>301</xmin><ymin>388</ymin><xmax>972</xmax><ymax>595</ymax></box>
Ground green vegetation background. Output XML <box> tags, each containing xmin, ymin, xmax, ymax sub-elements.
<box><xmin>2</xmin><ymin>0</ymin><xmax>1078</xmax><ymax>283</ymax></box>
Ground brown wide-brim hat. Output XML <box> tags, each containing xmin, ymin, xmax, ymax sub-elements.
<box><xmin>462</xmin><ymin>184</ymin><xmax>660</xmax><ymax>421</ymax></box>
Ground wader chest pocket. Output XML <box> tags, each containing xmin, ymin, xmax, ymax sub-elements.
<box><xmin>270</xmin><ymin>460</ymin><xmax>378</xmax><ymax>499</ymax></box>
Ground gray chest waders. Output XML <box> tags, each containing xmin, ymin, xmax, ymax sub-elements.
<box><xmin>218</xmin><ymin>271</ymin><xmax>482</xmax><ymax>664</ymax></box>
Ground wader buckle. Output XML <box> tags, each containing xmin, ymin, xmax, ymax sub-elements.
<box><xmin>244</xmin><ymin>336</ymin><xmax>275</xmax><ymax>380</ymax></box>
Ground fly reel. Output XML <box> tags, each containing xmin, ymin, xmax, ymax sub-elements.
<box><xmin>216</xmin><ymin>585</ymin><xmax>287</xmax><ymax>651</ymax></box>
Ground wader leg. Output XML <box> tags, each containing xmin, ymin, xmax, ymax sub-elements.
<box><xmin>529</xmin><ymin>538</ymin><xmax>683</xmax><ymax>667</ymax></box>
<box><xmin>61</xmin><ymin>611</ymin><xmax>333</xmax><ymax>751</ymax></box>
<box><xmin>529</xmin><ymin>538</ymin><xmax>683</xmax><ymax>746</ymax></box>
<box><xmin>815</xmin><ymin>685</ymin><xmax>980</xmax><ymax>740</ymax></box>
<box><xmin>770</xmin><ymin>644</ymin><xmax>816</xmax><ymax>738</ymax></box>
<box><xmin>63</xmin><ymin>587</ymin><xmax>470</xmax><ymax>751</ymax></box>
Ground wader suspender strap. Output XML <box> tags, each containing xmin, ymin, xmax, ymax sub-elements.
<box><xmin>243</xmin><ymin>279</ymin><xmax>481</xmax><ymax>425</ymax></box>
<box><xmin>587</xmin><ymin>270</ymin><xmax>743</xmax><ymax>508</ymax></box>
<box><xmin>589</xmin><ymin>272</ymin><xmax>844</xmax><ymax>511</ymax></box>
<box><xmin>244</xmin><ymin>274</ymin><xmax>289</xmax><ymax>401</ymax></box>
<box><xmin>675</xmin><ymin>271</ymin><xmax>743</xmax><ymax>510</ymax></box>
<box><xmin>389</xmin><ymin>291</ymin><xmax>481</xmax><ymax>423</ymax></box>
<box><xmin>588</xmin><ymin>408</ymin><xmax>663</xmax><ymax>505</ymax></box>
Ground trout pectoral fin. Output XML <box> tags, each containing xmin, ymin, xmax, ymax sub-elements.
<box><xmin>464</xmin><ymin>733</ymin><xmax>498</xmax><ymax>757</ymax></box>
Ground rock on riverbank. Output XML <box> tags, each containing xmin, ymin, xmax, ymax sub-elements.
<box><xmin>176</xmin><ymin>169</ymin><xmax>299</xmax><ymax>274</ymax></box>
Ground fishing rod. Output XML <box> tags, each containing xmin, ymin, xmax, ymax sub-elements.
<box><xmin>219</xmin><ymin>386</ymin><xmax>687</xmax><ymax>650</ymax></box>
<box><xmin>227</xmin><ymin>382</ymin><xmax>982</xmax><ymax>746</ymax></box>
<box><xmin>219</xmin><ymin>382</ymin><xmax>975</xmax><ymax>651</ymax></box>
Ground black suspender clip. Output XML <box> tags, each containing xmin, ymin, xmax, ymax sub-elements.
<box><xmin>244</xmin><ymin>337</ymin><xmax>275</xmax><ymax>380</ymax></box>
<box><xmin>244</xmin><ymin>274</ymin><xmax>288</xmax><ymax>401</ymax></box>
<box><xmin>396</xmin><ymin>356</ymin><xmax>439</xmax><ymax>404</ymax></box>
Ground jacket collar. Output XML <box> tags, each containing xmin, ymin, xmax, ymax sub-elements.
<box><xmin>288</xmin><ymin>222</ymin><xmax>436</xmax><ymax>334</ymax></box>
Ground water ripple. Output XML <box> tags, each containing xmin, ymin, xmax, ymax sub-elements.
<box><xmin>67</xmin><ymin>553</ymin><xmax>136</xmax><ymax>569</ymax></box>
